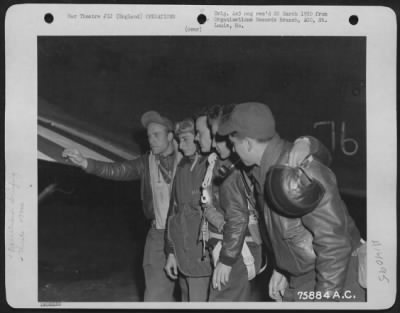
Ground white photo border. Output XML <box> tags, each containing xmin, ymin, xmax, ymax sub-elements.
<box><xmin>5</xmin><ymin>4</ymin><xmax>397</xmax><ymax>309</ymax></box>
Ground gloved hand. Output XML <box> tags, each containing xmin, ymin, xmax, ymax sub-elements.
<box><xmin>289</xmin><ymin>137</ymin><xmax>311</xmax><ymax>167</ymax></box>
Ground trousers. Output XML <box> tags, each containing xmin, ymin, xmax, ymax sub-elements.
<box><xmin>142</xmin><ymin>227</ymin><xmax>177</xmax><ymax>301</ymax></box>
<box><xmin>282</xmin><ymin>254</ymin><xmax>366</xmax><ymax>302</ymax></box>
<box><xmin>208</xmin><ymin>243</ymin><xmax>262</xmax><ymax>301</ymax></box>
<box><xmin>178</xmin><ymin>274</ymin><xmax>211</xmax><ymax>302</ymax></box>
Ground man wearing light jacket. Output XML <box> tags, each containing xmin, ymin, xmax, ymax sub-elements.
<box><xmin>62</xmin><ymin>110</ymin><xmax>180</xmax><ymax>301</ymax></box>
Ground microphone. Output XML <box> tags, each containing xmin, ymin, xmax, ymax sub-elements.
<box><xmin>217</xmin><ymin>155</ymin><xmax>241</xmax><ymax>179</ymax></box>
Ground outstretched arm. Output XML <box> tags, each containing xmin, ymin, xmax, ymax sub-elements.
<box><xmin>62</xmin><ymin>148</ymin><xmax>145</xmax><ymax>181</ymax></box>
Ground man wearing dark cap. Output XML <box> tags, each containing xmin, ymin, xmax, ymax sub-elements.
<box><xmin>62</xmin><ymin>110</ymin><xmax>180</xmax><ymax>301</ymax></box>
<box><xmin>206</xmin><ymin>104</ymin><xmax>264</xmax><ymax>302</ymax></box>
<box><xmin>218</xmin><ymin>102</ymin><xmax>365</xmax><ymax>302</ymax></box>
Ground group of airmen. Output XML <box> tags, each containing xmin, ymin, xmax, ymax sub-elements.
<box><xmin>62</xmin><ymin>101</ymin><xmax>366</xmax><ymax>302</ymax></box>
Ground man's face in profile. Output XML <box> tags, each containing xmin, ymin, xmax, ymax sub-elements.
<box><xmin>195</xmin><ymin>116</ymin><xmax>212</xmax><ymax>153</ymax></box>
<box><xmin>147</xmin><ymin>122</ymin><xmax>171</xmax><ymax>155</ymax></box>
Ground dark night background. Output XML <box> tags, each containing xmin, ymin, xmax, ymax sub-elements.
<box><xmin>37</xmin><ymin>36</ymin><xmax>367</xmax><ymax>301</ymax></box>
<box><xmin>38</xmin><ymin>36</ymin><xmax>366</xmax><ymax>193</ymax></box>
<box><xmin>0</xmin><ymin>0</ymin><xmax>396</xmax><ymax>311</ymax></box>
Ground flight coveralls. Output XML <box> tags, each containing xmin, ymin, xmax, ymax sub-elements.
<box><xmin>166</xmin><ymin>154</ymin><xmax>223</xmax><ymax>301</ymax></box>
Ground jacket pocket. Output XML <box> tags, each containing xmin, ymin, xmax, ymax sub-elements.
<box><xmin>277</xmin><ymin>215</ymin><xmax>316</xmax><ymax>275</ymax></box>
<box><xmin>283</xmin><ymin>231</ymin><xmax>316</xmax><ymax>275</ymax></box>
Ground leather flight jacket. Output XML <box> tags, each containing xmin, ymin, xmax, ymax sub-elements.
<box><xmin>213</xmin><ymin>159</ymin><xmax>262</xmax><ymax>267</ymax></box>
<box><xmin>252</xmin><ymin>134</ymin><xmax>361</xmax><ymax>295</ymax></box>
<box><xmin>86</xmin><ymin>152</ymin><xmax>179</xmax><ymax>221</ymax></box>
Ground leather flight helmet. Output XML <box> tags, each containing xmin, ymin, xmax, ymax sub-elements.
<box><xmin>265</xmin><ymin>164</ymin><xmax>325</xmax><ymax>218</ymax></box>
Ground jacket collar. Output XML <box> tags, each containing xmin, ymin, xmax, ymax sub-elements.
<box><xmin>179</xmin><ymin>152</ymin><xmax>206</xmax><ymax>166</ymax></box>
<box><xmin>156</xmin><ymin>149</ymin><xmax>176</xmax><ymax>161</ymax></box>
<box><xmin>252</xmin><ymin>133</ymin><xmax>286</xmax><ymax>187</ymax></box>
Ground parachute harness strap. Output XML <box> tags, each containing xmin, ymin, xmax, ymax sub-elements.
<box><xmin>199</xmin><ymin>152</ymin><xmax>218</xmax><ymax>260</ymax></box>
<box><xmin>201</xmin><ymin>152</ymin><xmax>217</xmax><ymax>201</ymax></box>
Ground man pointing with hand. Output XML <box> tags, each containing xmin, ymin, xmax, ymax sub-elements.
<box><xmin>63</xmin><ymin>110</ymin><xmax>180</xmax><ymax>302</ymax></box>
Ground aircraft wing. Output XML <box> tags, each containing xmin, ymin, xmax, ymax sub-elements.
<box><xmin>38</xmin><ymin>116</ymin><xmax>138</xmax><ymax>164</ymax></box>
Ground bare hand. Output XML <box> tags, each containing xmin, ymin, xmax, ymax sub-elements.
<box><xmin>62</xmin><ymin>148</ymin><xmax>88</xmax><ymax>169</ymax></box>
<box><xmin>289</xmin><ymin>137</ymin><xmax>311</xmax><ymax>167</ymax></box>
<box><xmin>212</xmin><ymin>262</ymin><xmax>232</xmax><ymax>291</ymax></box>
<box><xmin>268</xmin><ymin>269</ymin><xmax>288</xmax><ymax>301</ymax></box>
<box><xmin>164</xmin><ymin>253</ymin><xmax>178</xmax><ymax>280</ymax></box>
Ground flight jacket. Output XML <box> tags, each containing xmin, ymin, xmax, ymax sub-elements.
<box><xmin>85</xmin><ymin>151</ymin><xmax>178</xmax><ymax>222</ymax></box>
<box><xmin>251</xmin><ymin>134</ymin><xmax>361</xmax><ymax>296</ymax></box>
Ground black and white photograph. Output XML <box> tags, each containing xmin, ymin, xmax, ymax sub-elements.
<box><xmin>37</xmin><ymin>35</ymin><xmax>368</xmax><ymax>303</ymax></box>
<box><xmin>5</xmin><ymin>4</ymin><xmax>396</xmax><ymax>309</ymax></box>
